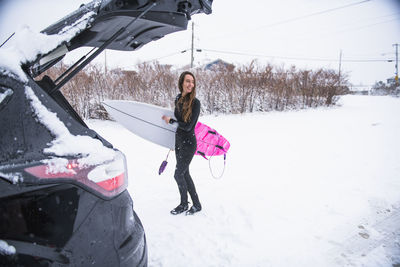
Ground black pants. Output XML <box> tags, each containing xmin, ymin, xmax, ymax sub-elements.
<box><xmin>174</xmin><ymin>132</ymin><xmax>201</xmax><ymax>207</ymax></box>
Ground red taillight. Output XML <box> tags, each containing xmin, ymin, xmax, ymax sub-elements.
<box><xmin>24</xmin><ymin>151</ymin><xmax>128</xmax><ymax>198</ymax></box>
<box><xmin>96</xmin><ymin>173</ymin><xmax>125</xmax><ymax>191</ymax></box>
<box><xmin>24</xmin><ymin>164</ymin><xmax>76</xmax><ymax>178</ymax></box>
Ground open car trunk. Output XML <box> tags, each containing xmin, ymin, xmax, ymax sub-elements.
<box><xmin>28</xmin><ymin>0</ymin><xmax>213</xmax><ymax>78</ymax></box>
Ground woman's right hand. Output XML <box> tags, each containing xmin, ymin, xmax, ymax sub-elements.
<box><xmin>162</xmin><ymin>115</ymin><xmax>171</xmax><ymax>124</ymax></box>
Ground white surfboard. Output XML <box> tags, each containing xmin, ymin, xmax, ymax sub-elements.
<box><xmin>102</xmin><ymin>100</ymin><xmax>177</xmax><ymax>149</ymax></box>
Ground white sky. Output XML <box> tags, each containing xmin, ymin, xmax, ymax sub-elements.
<box><xmin>1</xmin><ymin>0</ymin><xmax>399</xmax><ymax>86</ymax></box>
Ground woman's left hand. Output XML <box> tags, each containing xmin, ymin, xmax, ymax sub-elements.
<box><xmin>162</xmin><ymin>115</ymin><xmax>171</xmax><ymax>124</ymax></box>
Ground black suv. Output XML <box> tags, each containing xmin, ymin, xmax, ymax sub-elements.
<box><xmin>0</xmin><ymin>0</ymin><xmax>212</xmax><ymax>266</ymax></box>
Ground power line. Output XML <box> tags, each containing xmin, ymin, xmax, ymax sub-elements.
<box><xmin>254</xmin><ymin>0</ymin><xmax>372</xmax><ymax>30</ymax></box>
<box><xmin>329</xmin><ymin>18</ymin><xmax>400</xmax><ymax>36</ymax></box>
<box><xmin>207</xmin><ymin>0</ymin><xmax>372</xmax><ymax>41</ymax></box>
<box><xmin>200</xmin><ymin>48</ymin><xmax>394</xmax><ymax>63</ymax></box>
<box><xmin>291</xmin><ymin>13</ymin><xmax>400</xmax><ymax>42</ymax></box>
<box><xmin>120</xmin><ymin>46</ymin><xmax>396</xmax><ymax>69</ymax></box>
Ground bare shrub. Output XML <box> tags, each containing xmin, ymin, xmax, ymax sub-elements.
<box><xmin>39</xmin><ymin>60</ymin><xmax>347</xmax><ymax>119</ymax></box>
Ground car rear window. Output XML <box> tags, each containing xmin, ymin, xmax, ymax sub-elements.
<box><xmin>0</xmin><ymin>86</ymin><xmax>13</xmax><ymax>112</ymax></box>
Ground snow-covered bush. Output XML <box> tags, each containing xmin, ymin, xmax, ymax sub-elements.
<box><xmin>38</xmin><ymin>61</ymin><xmax>347</xmax><ymax>119</ymax></box>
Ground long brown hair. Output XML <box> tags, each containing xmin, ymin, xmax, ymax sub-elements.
<box><xmin>178</xmin><ymin>71</ymin><xmax>196</xmax><ymax>122</ymax></box>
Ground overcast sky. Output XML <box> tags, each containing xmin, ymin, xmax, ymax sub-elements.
<box><xmin>1</xmin><ymin>0</ymin><xmax>399</xmax><ymax>86</ymax></box>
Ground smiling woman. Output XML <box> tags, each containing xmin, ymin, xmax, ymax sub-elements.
<box><xmin>162</xmin><ymin>71</ymin><xmax>202</xmax><ymax>215</ymax></box>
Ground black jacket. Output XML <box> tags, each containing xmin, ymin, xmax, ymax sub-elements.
<box><xmin>170</xmin><ymin>94</ymin><xmax>200</xmax><ymax>135</ymax></box>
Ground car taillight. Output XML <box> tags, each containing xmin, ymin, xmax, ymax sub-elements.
<box><xmin>24</xmin><ymin>151</ymin><xmax>128</xmax><ymax>199</ymax></box>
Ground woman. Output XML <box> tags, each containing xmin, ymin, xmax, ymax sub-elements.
<box><xmin>162</xmin><ymin>71</ymin><xmax>201</xmax><ymax>215</ymax></box>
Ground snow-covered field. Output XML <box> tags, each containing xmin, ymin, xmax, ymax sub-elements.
<box><xmin>88</xmin><ymin>95</ymin><xmax>400</xmax><ymax>267</ymax></box>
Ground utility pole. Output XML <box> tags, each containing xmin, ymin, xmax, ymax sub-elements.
<box><xmin>104</xmin><ymin>49</ymin><xmax>107</xmax><ymax>75</ymax></box>
<box><xmin>190</xmin><ymin>22</ymin><xmax>194</xmax><ymax>68</ymax></box>
<box><xmin>338</xmin><ymin>49</ymin><xmax>342</xmax><ymax>86</ymax></box>
<box><xmin>393</xmin><ymin>43</ymin><xmax>398</xmax><ymax>85</ymax></box>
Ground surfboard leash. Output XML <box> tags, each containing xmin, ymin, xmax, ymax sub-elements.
<box><xmin>158</xmin><ymin>149</ymin><xmax>171</xmax><ymax>175</ymax></box>
<box><xmin>197</xmin><ymin>131</ymin><xmax>227</xmax><ymax>179</ymax></box>
<box><xmin>208</xmin><ymin>152</ymin><xmax>227</xmax><ymax>180</ymax></box>
<box><xmin>208</xmin><ymin>135</ymin><xmax>228</xmax><ymax>179</ymax></box>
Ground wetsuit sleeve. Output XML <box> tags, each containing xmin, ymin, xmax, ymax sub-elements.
<box><xmin>168</xmin><ymin>95</ymin><xmax>180</xmax><ymax>124</ymax></box>
<box><xmin>176</xmin><ymin>99</ymin><xmax>200</xmax><ymax>132</ymax></box>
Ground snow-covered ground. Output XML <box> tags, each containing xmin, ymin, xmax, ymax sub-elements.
<box><xmin>88</xmin><ymin>95</ymin><xmax>400</xmax><ymax>267</ymax></box>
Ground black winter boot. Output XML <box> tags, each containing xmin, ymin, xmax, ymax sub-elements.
<box><xmin>170</xmin><ymin>203</ymin><xmax>189</xmax><ymax>215</ymax></box>
<box><xmin>186</xmin><ymin>205</ymin><xmax>202</xmax><ymax>215</ymax></box>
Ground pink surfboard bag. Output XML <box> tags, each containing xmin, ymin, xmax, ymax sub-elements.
<box><xmin>194</xmin><ymin>122</ymin><xmax>230</xmax><ymax>159</ymax></box>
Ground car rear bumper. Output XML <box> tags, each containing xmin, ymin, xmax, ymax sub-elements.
<box><xmin>0</xmin><ymin>184</ymin><xmax>147</xmax><ymax>267</ymax></box>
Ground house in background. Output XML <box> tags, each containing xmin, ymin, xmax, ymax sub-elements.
<box><xmin>387</xmin><ymin>77</ymin><xmax>397</xmax><ymax>86</ymax></box>
<box><xmin>204</xmin><ymin>59</ymin><xmax>235</xmax><ymax>71</ymax></box>
<box><xmin>348</xmin><ymin>84</ymin><xmax>371</xmax><ymax>95</ymax></box>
